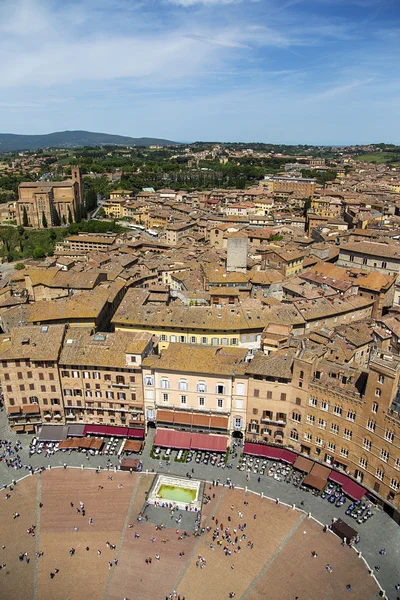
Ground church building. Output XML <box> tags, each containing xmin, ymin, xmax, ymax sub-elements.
<box><xmin>16</xmin><ymin>167</ymin><xmax>83</xmax><ymax>228</ymax></box>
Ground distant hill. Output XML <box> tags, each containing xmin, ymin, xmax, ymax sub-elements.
<box><xmin>0</xmin><ymin>130</ymin><xmax>180</xmax><ymax>152</ymax></box>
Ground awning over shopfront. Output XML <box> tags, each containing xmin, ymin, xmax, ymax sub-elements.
<box><xmin>67</xmin><ymin>424</ymin><xmax>85</xmax><ymax>437</ymax></box>
<box><xmin>190</xmin><ymin>433</ymin><xmax>228</xmax><ymax>453</ymax></box>
<box><xmin>127</xmin><ymin>428</ymin><xmax>145</xmax><ymax>439</ymax></box>
<box><xmin>173</xmin><ymin>412</ymin><xmax>192</xmax><ymax>425</ymax></box>
<box><xmin>58</xmin><ymin>438</ymin><xmax>80</xmax><ymax>449</ymax></box>
<box><xmin>83</xmin><ymin>425</ymin><xmax>129</xmax><ymax>437</ymax></box>
<box><xmin>154</xmin><ymin>429</ymin><xmax>227</xmax><ymax>452</ymax></box>
<box><xmin>39</xmin><ymin>425</ymin><xmax>69</xmax><ymax>442</ymax></box>
<box><xmin>58</xmin><ymin>437</ymin><xmax>104</xmax><ymax>450</ymax></box>
<box><xmin>209</xmin><ymin>416</ymin><xmax>229</xmax><ymax>430</ymax></box>
<box><xmin>7</xmin><ymin>406</ymin><xmax>21</xmax><ymax>415</ymax></box>
<box><xmin>128</xmin><ymin>420</ymin><xmax>144</xmax><ymax>428</ymax></box>
<box><xmin>156</xmin><ymin>410</ymin><xmax>174</xmax><ymax>423</ymax></box>
<box><xmin>310</xmin><ymin>463</ymin><xmax>331</xmax><ymax>481</ymax></box>
<box><xmin>244</xmin><ymin>442</ymin><xmax>296</xmax><ymax>464</ymax></box>
<box><xmin>293</xmin><ymin>455</ymin><xmax>313</xmax><ymax>473</ymax></box>
<box><xmin>124</xmin><ymin>440</ymin><xmax>143</xmax><ymax>453</ymax></box>
<box><xmin>302</xmin><ymin>473</ymin><xmax>326</xmax><ymax>491</ymax></box>
<box><xmin>328</xmin><ymin>471</ymin><xmax>348</xmax><ymax>486</ymax></box>
<box><xmin>156</xmin><ymin>410</ymin><xmax>229</xmax><ymax>432</ymax></box>
<box><xmin>154</xmin><ymin>429</ymin><xmax>191</xmax><ymax>450</ymax></box>
<box><xmin>329</xmin><ymin>471</ymin><xmax>366</xmax><ymax>501</ymax></box>
<box><xmin>342</xmin><ymin>480</ymin><xmax>366</xmax><ymax>501</ymax></box>
<box><xmin>22</xmin><ymin>404</ymin><xmax>40</xmax><ymax>414</ymax></box>
<box><xmin>191</xmin><ymin>414</ymin><xmax>212</xmax><ymax>428</ymax></box>
<box><xmin>280</xmin><ymin>449</ymin><xmax>297</xmax><ymax>464</ymax></box>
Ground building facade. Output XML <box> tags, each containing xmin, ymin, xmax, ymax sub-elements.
<box><xmin>16</xmin><ymin>167</ymin><xmax>83</xmax><ymax>228</ymax></box>
<box><xmin>245</xmin><ymin>348</ymin><xmax>400</xmax><ymax>521</ymax></box>
<box><xmin>142</xmin><ymin>344</ymin><xmax>248</xmax><ymax>437</ymax></box>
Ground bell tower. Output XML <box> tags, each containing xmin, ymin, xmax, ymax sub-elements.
<box><xmin>71</xmin><ymin>165</ymin><xmax>83</xmax><ymax>210</ymax></box>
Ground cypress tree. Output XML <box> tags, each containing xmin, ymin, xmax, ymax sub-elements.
<box><xmin>42</xmin><ymin>211</ymin><xmax>48</xmax><ymax>228</ymax></box>
<box><xmin>53</xmin><ymin>207</ymin><xmax>61</xmax><ymax>227</ymax></box>
<box><xmin>68</xmin><ymin>207</ymin><xmax>73</xmax><ymax>224</ymax></box>
<box><xmin>22</xmin><ymin>206</ymin><xmax>28</xmax><ymax>227</ymax></box>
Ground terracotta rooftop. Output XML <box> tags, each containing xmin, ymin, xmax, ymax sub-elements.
<box><xmin>143</xmin><ymin>343</ymin><xmax>247</xmax><ymax>376</ymax></box>
<box><xmin>0</xmin><ymin>324</ymin><xmax>65</xmax><ymax>361</ymax></box>
<box><xmin>59</xmin><ymin>329</ymin><xmax>152</xmax><ymax>368</ymax></box>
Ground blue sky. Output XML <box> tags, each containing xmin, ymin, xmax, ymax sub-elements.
<box><xmin>0</xmin><ymin>0</ymin><xmax>399</xmax><ymax>144</ymax></box>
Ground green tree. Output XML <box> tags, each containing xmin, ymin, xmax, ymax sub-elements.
<box><xmin>75</xmin><ymin>206</ymin><xmax>82</xmax><ymax>224</ymax></box>
<box><xmin>303</xmin><ymin>197</ymin><xmax>312</xmax><ymax>213</ymax></box>
<box><xmin>49</xmin><ymin>229</ymin><xmax>57</xmax><ymax>241</ymax></box>
<box><xmin>42</xmin><ymin>211</ymin><xmax>48</xmax><ymax>228</ymax></box>
<box><xmin>17</xmin><ymin>225</ymin><xmax>24</xmax><ymax>236</ymax></box>
<box><xmin>32</xmin><ymin>246</ymin><xmax>46</xmax><ymax>259</ymax></box>
<box><xmin>68</xmin><ymin>223</ymin><xmax>79</xmax><ymax>235</ymax></box>
<box><xmin>96</xmin><ymin>207</ymin><xmax>106</xmax><ymax>218</ymax></box>
<box><xmin>85</xmin><ymin>188</ymin><xmax>97</xmax><ymax>212</ymax></box>
<box><xmin>14</xmin><ymin>262</ymin><xmax>25</xmax><ymax>270</ymax></box>
<box><xmin>62</xmin><ymin>215</ymin><xmax>67</xmax><ymax>225</ymax></box>
<box><xmin>22</xmin><ymin>206</ymin><xmax>28</xmax><ymax>227</ymax></box>
<box><xmin>68</xmin><ymin>207</ymin><xmax>73</xmax><ymax>224</ymax></box>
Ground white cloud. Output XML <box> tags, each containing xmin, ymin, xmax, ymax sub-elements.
<box><xmin>185</xmin><ymin>33</ymin><xmax>251</xmax><ymax>48</ymax></box>
<box><xmin>0</xmin><ymin>0</ymin><xmax>296</xmax><ymax>90</ymax></box>
<box><xmin>314</xmin><ymin>78</ymin><xmax>375</xmax><ymax>100</ymax></box>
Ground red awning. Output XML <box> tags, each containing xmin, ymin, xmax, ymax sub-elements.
<box><xmin>83</xmin><ymin>425</ymin><xmax>129</xmax><ymax>437</ymax></box>
<box><xmin>329</xmin><ymin>471</ymin><xmax>349</xmax><ymax>486</ymax></box>
<box><xmin>190</xmin><ymin>432</ymin><xmax>227</xmax><ymax>453</ymax></box>
<box><xmin>343</xmin><ymin>480</ymin><xmax>366</xmax><ymax>501</ymax></box>
<box><xmin>154</xmin><ymin>429</ymin><xmax>227</xmax><ymax>452</ymax></box>
<box><xmin>244</xmin><ymin>442</ymin><xmax>296</xmax><ymax>464</ymax></box>
<box><xmin>154</xmin><ymin>429</ymin><xmax>191</xmax><ymax>450</ymax></box>
<box><xmin>280</xmin><ymin>449</ymin><xmax>297</xmax><ymax>464</ymax></box>
<box><xmin>127</xmin><ymin>428</ymin><xmax>145</xmax><ymax>439</ymax></box>
<box><xmin>329</xmin><ymin>471</ymin><xmax>366</xmax><ymax>501</ymax></box>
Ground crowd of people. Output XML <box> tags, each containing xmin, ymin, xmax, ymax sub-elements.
<box><xmin>0</xmin><ymin>438</ymin><xmax>24</xmax><ymax>470</ymax></box>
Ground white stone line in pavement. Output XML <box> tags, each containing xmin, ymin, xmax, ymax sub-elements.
<box><xmin>239</xmin><ymin>512</ymin><xmax>306</xmax><ymax>600</ymax></box>
<box><xmin>102</xmin><ymin>474</ymin><xmax>142</xmax><ymax>600</ymax></box>
<box><xmin>32</xmin><ymin>472</ymin><xmax>42</xmax><ymax>600</ymax></box>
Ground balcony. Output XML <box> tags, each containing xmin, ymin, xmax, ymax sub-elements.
<box><xmin>261</xmin><ymin>417</ymin><xmax>287</xmax><ymax>426</ymax></box>
<box><xmin>112</xmin><ymin>383</ymin><xmax>129</xmax><ymax>389</ymax></box>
